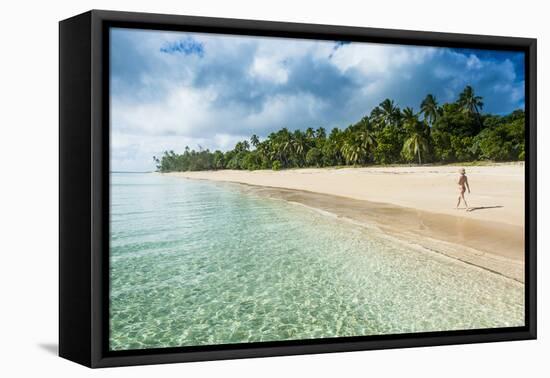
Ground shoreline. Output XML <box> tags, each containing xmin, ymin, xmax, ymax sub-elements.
<box><xmin>166</xmin><ymin>164</ymin><xmax>524</xmax><ymax>226</ymax></box>
<box><xmin>164</xmin><ymin>164</ymin><xmax>525</xmax><ymax>282</ymax></box>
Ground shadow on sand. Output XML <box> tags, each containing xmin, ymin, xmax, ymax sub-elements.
<box><xmin>466</xmin><ymin>205</ymin><xmax>504</xmax><ymax>212</ymax></box>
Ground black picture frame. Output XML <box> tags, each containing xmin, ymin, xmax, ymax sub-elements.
<box><xmin>59</xmin><ymin>9</ymin><xmax>537</xmax><ymax>368</ymax></box>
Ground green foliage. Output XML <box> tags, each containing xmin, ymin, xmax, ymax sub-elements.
<box><xmin>272</xmin><ymin>160</ymin><xmax>282</xmax><ymax>171</ymax></box>
<box><xmin>341</xmin><ymin>135</ymin><xmax>366</xmax><ymax>165</ymax></box>
<box><xmin>154</xmin><ymin>87</ymin><xmax>525</xmax><ymax>172</ymax></box>
<box><xmin>430</xmin><ymin>130</ymin><xmax>454</xmax><ymax>162</ymax></box>
<box><xmin>434</xmin><ymin>103</ymin><xmax>477</xmax><ymax>136</ymax></box>
<box><xmin>306</xmin><ymin>147</ymin><xmax>323</xmax><ymax>167</ymax></box>
<box><xmin>371</xmin><ymin>98</ymin><xmax>401</xmax><ymax>131</ymax></box>
<box><xmin>242</xmin><ymin>151</ymin><xmax>263</xmax><ymax>171</ymax></box>
<box><xmin>420</xmin><ymin>94</ymin><xmax>439</xmax><ymax>126</ymax></box>
<box><xmin>402</xmin><ymin>133</ymin><xmax>430</xmax><ymax>164</ymax></box>
<box><xmin>450</xmin><ymin>135</ymin><xmax>476</xmax><ymax>162</ymax></box>
<box><xmin>373</xmin><ymin>125</ymin><xmax>404</xmax><ymax>164</ymax></box>
<box><xmin>475</xmin><ymin>117</ymin><xmax>525</xmax><ymax>161</ymax></box>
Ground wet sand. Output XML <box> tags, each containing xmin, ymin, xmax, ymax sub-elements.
<box><xmin>166</xmin><ymin>164</ymin><xmax>525</xmax><ymax>282</ymax></box>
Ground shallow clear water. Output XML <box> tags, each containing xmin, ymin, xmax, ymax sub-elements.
<box><xmin>109</xmin><ymin>173</ymin><xmax>524</xmax><ymax>350</ymax></box>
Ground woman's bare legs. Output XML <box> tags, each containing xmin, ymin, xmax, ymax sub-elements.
<box><xmin>461</xmin><ymin>192</ymin><xmax>469</xmax><ymax>209</ymax></box>
<box><xmin>456</xmin><ymin>191</ymin><xmax>469</xmax><ymax>209</ymax></box>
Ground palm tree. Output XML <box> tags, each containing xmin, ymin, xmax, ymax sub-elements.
<box><xmin>281</xmin><ymin>129</ymin><xmax>294</xmax><ymax>153</ymax></box>
<box><xmin>326</xmin><ymin>127</ymin><xmax>345</xmax><ymax>165</ymax></box>
<box><xmin>357</xmin><ymin>129</ymin><xmax>376</xmax><ymax>151</ymax></box>
<box><xmin>458</xmin><ymin>85</ymin><xmax>484</xmax><ymax>130</ymax></box>
<box><xmin>341</xmin><ymin>136</ymin><xmax>366</xmax><ymax>165</ymax></box>
<box><xmin>250</xmin><ymin>134</ymin><xmax>260</xmax><ymax>148</ymax></box>
<box><xmin>291</xmin><ymin>130</ymin><xmax>308</xmax><ymax>165</ymax></box>
<box><xmin>400</xmin><ymin>108</ymin><xmax>429</xmax><ymax>164</ymax></box>
<box><xmin>402</xmin><ymin>107</ymin><xmax>417</xmax><ymax>129</ymax></box>
<box><xmin>269</xmin><ymin>128</ymin><xmax>293</xmax><ymax>167</ymax></box>
<box><xmin>402</xmin><ymin>132</ymin><xmax>429</xmax><ymax>165</ymax></box>
<box><xmin>315</xmin><ymin>127</ymin><xmax>327</xmax><ymax>140</ymax></box>
<box><xmin>371</xmin><ymin>99</ymin><xmax>401</xmax><ymax>129</ymax></box>
<box><xmin>420</xmin><ymin>94</ymin><xmax>439</xmax><ymax>126</ymax></box>
<box><xmin>256</xmin><ymin>141</ymin><xmax>268</xmax><ymax>157</ymax></box>
<box><xmin>354</xmin><ymin>116</ymin><xmax>372</xmax><ymax>132</ymax></box>
<box><xmin>234</xmin><ymin>141</ymin><xmax>249</xmax><ymax>153</ymax></box>
<box><xmin>341</xmin><ymin>130</ymin><xmax>376</xmax><ymax>165</ymax></box>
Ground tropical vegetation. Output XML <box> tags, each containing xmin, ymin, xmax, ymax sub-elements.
<box><xmin>154</xmin><ymin>86</ymin><xmax>525</xmax><ymax>172</ymax></box>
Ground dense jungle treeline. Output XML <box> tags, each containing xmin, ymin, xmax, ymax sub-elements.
<box><xmin>154</xmin><ymin>86</ymin><xmax>525</xmax><ymax>172</ymax></box>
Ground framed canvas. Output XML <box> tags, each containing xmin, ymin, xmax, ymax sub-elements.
<box><xmin>59</xmin><ymin>9</ymin><xmax>537</xmax><ymax>368</ymax></box>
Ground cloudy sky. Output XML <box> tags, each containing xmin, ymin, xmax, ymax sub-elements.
<box><xmin>110</xmin><ymin>27</ymin><xmax>525</xmax><ymax>172</ymax></box>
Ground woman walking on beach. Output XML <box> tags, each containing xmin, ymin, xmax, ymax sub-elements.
<box><xmin>456</xmin><ymin>168</ymin><xmax>470</xmax><ymax>209</ymax></box>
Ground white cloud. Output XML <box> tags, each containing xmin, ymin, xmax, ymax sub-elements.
<box><xmin>329</xmin><ymin>43</ymin><xmax>437</xmax><ymax>77</ymax></box>
<box><xmin>493</xmin><ymin>81</ymin><xmax>525</xmax><ymax>103</ymax></box>
<box><xmin>111</xmin><ymin>86</ymin><xmax>218</xmax><ymax>137</ymax></box>
<box><xmin>466</xmin><ymin>54</ymin><xmax>483</xmax><ymax>69</ymax></box>
<box><xmin>250</xmin><ymin>56</ymin><xmax>289</xmax><ymax>84</ymax></box>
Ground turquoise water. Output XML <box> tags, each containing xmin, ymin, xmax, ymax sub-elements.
<box><xmin>109</xmin><ymin>173</ymin><xmax>524</xmax><ymax>351</ymax></box>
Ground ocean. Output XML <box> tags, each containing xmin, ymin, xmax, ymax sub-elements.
<box><xmin>109</xmin><ymin>173</ymin><xmax>524</xmax><ymax>350</ymax></box>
